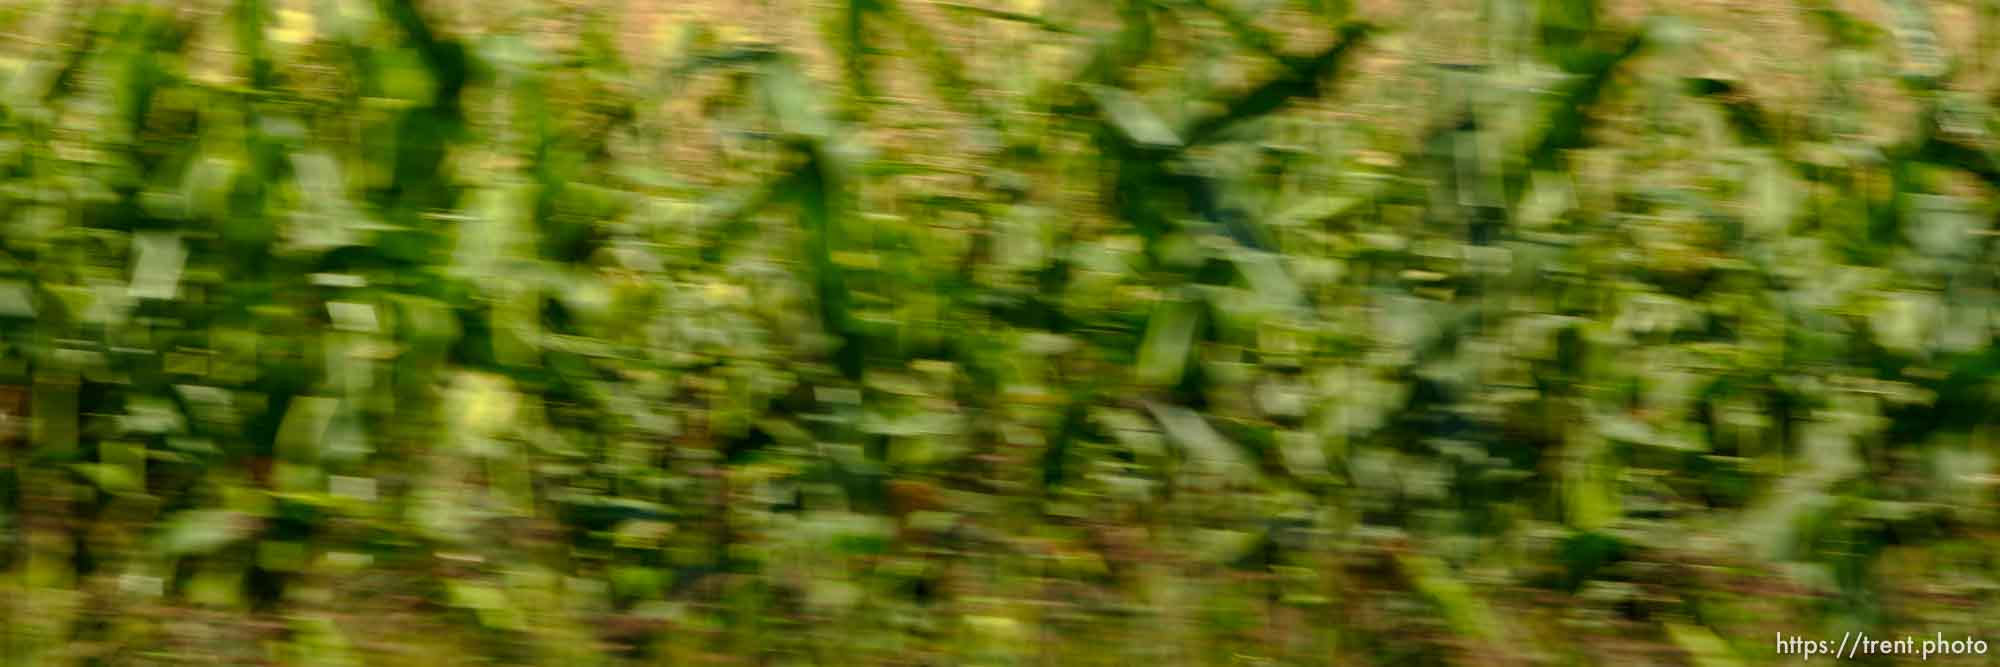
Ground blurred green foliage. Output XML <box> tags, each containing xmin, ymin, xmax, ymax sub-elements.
<box><xmin>3</xmin><ymin>0</ymin><xmax>2000</xmax><ymax>664</ymax></box>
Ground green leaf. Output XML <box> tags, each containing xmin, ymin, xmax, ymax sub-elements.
<box><xmin>0</xmin><ymin>281</ymin><xmax>38</xmax><ymax>319</ymax></box>
<box><xmin>1396</xmin><ymin>551</ymin><xmax>1503</xmax><ymax>644</ymax></box>
<box><xmin>70</xmin><ymin>463</ymin><xmax>140</xmax><ymax>493</ymax></box>
<box><xmin>158</xmin><ymin>510</ymin><xmax>254</xmax><ymax>557</ymax></box>
<box><xmin>1135</xmin><ymin>297</ymin><xmax>1200</xmax><ymax>386</ymax></box>
<box><xmin>1087</xmin><ymin>85</ymin><xmax>1181</xmax><ymax>148</ymax></box>
<box><xmin>836</xmin><ymin>0</ymin><xmax>883</xmax><ymax>98</ymax></box>
<box><xmin>1147</xmin><ymin>401</ymin><xmax>1250</xmax><ymax>469</ymax></box>
<box><xmin>1180</xmin><ymin>22</ymin><xmax>1371</xmax><ymax>147</ymax></box>
<box><xmin>127</xmin><ymin>232</ymin><xmax>186</xmax><ymax>301</ymax></box>
<box><xmin>445</xmin><ymin>581</ymin><xmax>527</xmax><ymax>631</ymax></box>
<box><xmin>933</xmin><ymin>2</ymin><xmax>1079</xmax><ymax>34</ymax></box>
<box><xmin>1665</xmin><ymin>622</ymin><xmax>1745</xmax><ymax>667</ymax></box>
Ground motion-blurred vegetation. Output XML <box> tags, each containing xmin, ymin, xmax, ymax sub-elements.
<box><xmin>4</xmin><ymin>0</ymin><xmax>2000</xmax><ymax>664</ymax></box>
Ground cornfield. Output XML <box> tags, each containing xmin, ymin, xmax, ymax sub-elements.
<box><xmin>3</xmin><ymin>0</ymin><xmax>2000</xmax><ymax>664</ymax></box>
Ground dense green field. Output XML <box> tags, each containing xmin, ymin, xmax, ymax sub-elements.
<box><xmin>4</xmin><ymin>0</ymin><xmax>2000</xmax><ymax>664</ymax></box>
